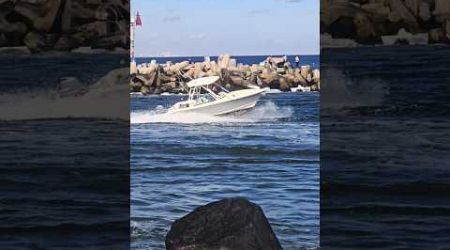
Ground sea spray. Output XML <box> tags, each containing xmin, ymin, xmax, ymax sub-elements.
<box><xmin>321</xmin><ymin>68</ymin><xmax>388</xmax><ymax>113</ymax></box>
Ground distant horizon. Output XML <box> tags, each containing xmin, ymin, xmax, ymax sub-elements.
<box><xmin>136</xmin><ymin>53</ymin><xmax>320</xmax><ymax>58</ymax></box>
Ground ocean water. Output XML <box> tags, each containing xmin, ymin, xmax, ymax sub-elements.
<box><xmin>0</xmin><ymin>119</ymin><xmax>129</xmax><ymax>249</ymax></box>
<box><xmin>0</xmin><ymin>54</ymin><xmax>130</xmax><ymax>249</ymax></box>
<box><xmin>131</xmin><ymin>93</ymin><xmax>320</xmax><ymax>249</ymax></box>
<box><xmin>136</xmin><ymin>55</ymin><xmax>320</xmax><ymax>69</ymax></box>
<box><xmin>321</xmin><ymin>45</ymin><xmax>450</xmax><ymax>249</ymax></box>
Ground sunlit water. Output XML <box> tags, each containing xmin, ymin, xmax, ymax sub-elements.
<box><xmin>131</xmin><ymin>93</ymin><xmax>320</xmax><ymax>249</ymax></box>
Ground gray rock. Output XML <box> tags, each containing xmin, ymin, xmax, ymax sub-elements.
<box><xmin>165</xmin><ymin>197</ymin><xmax>282</xmax><ymax>250</ymax></box>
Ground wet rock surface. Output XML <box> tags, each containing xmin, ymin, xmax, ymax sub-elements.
<box><xmin>165</xmin><ymin>197</ymin><xmax>283</xmax><ymax>250</ymax></box>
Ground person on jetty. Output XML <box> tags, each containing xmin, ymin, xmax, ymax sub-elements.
<box><xmin>283</xmin><ymin>55</ymin><xmax>289</xmax><ymax>68</ymax></box>
<box><xmin>264</xmin><ymin>56</ymin><xmax>272</xmax><ymax>69</ymax></box>
<box><xmin>295</xmin><ymin>55</ymin><xmax>300</xmax><ymax>67</ymax></box>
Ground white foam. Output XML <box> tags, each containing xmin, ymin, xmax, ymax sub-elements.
<box><xmin>130</xmin><ymin>101</ymin><xmax>293</xmax><ymax>124</ymax></box>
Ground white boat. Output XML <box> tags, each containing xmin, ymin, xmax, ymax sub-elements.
<box><xmin>167</xmin><ymin>76</ymin><xmax>265</xmax><ymax>116</ymax></box>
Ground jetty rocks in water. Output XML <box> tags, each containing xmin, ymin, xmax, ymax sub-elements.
<box><xmin>0</xmin><ymin>0</ymin><xmax>129</xmax><ymax>52</ymax></box>
<box><xmin>322</xmin><ymin>0</ymin><xmax>450</xmax><ymax>46</ymax></box>
<box><xmin>130</xmin><ymin>54</ymin><xmax>320</xmax><ymax>95</ymax></box>
<box><xmin>165</xmin><ymin>197</ymin><xmax>282</xmax><ymax>250</ymax></box>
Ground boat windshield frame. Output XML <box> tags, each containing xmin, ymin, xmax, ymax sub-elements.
<box><xmin>187</xmin><ymin>83</ymin><xmax>229</xmax><ymax>102</ymax></box>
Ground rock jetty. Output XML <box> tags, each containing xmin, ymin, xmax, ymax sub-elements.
<box><xmin>165</xmin><ymin>197</ymin><xmax>283</xmax><ymax>250</ymax></box>
<box><xmin>130</xmin><ymin>54</ymin><xmax>320</xmax><ymax>95</ymax></box>
<box><xmin>322</xmin><ymin>0</ymin><xmax>450</xmax><ymax>46</ymax></box>
<box><xmin>0</xmin><ymin>0</ymin><xmax>129</xmax><ymax>52</ymax></box>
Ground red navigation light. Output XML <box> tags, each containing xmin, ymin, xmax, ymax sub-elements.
<box><xmin>135</xmin><ymin>12</ymin><xmax>142</xmax><ymax>26</ymax></box>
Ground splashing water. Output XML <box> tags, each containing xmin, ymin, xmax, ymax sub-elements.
<box><xmin>321</xmin><ymin>67</ymin><xmax>388</xmax><ymax>111</ymax></box>
<box><xmin>130</xmin><ymin>101</ymin><xmax>293</xmax><ymax>124</ymax></box>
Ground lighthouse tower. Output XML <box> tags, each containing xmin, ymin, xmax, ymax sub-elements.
<box><xmin>130</xmin><ymin>12</ymin><xmax>142</xmax><ymax>74</ymax></box>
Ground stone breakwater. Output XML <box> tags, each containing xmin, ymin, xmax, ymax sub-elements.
<box><xmin>322</xmin><ymin>0</ymin><xmax>450</xmax><ymax>46</ymax></box>
<box><xmin>0</xmin><ymin>0</ymin><xmax>129</xmax><ymax>52</ymax></box>
<box><xmin>130</xmin><ymin>54</ymin><xmax>320</xmax><ymax>95</ymax></box>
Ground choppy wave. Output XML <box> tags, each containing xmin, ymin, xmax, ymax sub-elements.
<box><xmin>130</xmin><ymin>101</ymin><xmax>293</xmax><ymax>124</ymax></box>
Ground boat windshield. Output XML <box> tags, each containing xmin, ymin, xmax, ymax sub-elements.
<box><xmin>212</xmin><ymin>83</ymin><xmax>229</xmax><ymax>93</ymax></box>
<box><xmin>188</xmin><ymin>83</ymin><xmax>229</xmax><ymax>103</ymax></box>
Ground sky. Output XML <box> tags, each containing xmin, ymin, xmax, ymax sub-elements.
<box><xmin>131</xmin><ymin>0</ymin><xmax>319</xmax><ymax>57</ymax></box>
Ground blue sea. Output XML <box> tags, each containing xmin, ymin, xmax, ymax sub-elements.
<box><xmin>136</xmin><ymin>54</ymin><xmax>320</xmax><ymax>69</ymax></box>
<box><xmin>130</xmin><ymin>92</ymin><xmax>320</xmax><ymax>249</ymax></box>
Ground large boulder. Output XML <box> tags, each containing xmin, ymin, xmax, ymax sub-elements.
<box><xmin>300</xmin><ymin>65</ymin><xmax>312</xmax><ymax>79</ymax></box>
<box><xmin>218</xmin><ymin>54</ymin><xmax>231</xmax><ymax>69</ymax></box>
<box><xmin>165</xmin><ymin>198</ymin><xmax>282</xmax><ymax>250</ymax></box>
<box><xmin>14</xmin><ymin>0</ymin><xmax>62</xmax><ymax>32</ymax></box>
<box><xmin>278</xmin><ymin>77</ymin><xmax>291</xmax><ymax>91</ymax></box>
<box><xmin>230</xmin><ymin>76</ymin><xmax>248</xmax><ymax>88</ymax></box>
<box><xmin>353</xmin><ymin>12</ymin><xmax>378</xmax><ymax>43</ymax></box>
<box><xmin>313</xmin><ymin>69</ymin><xmax>320</xmax><ymax>81</ymax></box>
<box><xmin>434</xmin><ymin>0</ymin><xmax>450</xmax><ymax>19</ymax></box>
<box><xmin>404</xmin><ymin>0</ymin><xmax>420</xmax><ymax>16</ymax></box>
<box><xmin>387</xmin><ymin>0</ymin><xmax>420</xmax><ymax>32</ymax></box>
<box><xmin>167</xmin><ymin>61</ymin><xmax>190</xmax><ymax>74</ymax></box>
<box><xmin>429</xmin><ymin>27</ymin><xmax>445</xmax><ymax>43</ymax></box>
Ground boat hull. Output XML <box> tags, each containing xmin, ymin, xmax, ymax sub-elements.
<box><xmin>168</xmin><ymin>89</ymin><xmax>264</xmax><ymax>116</ymax></box>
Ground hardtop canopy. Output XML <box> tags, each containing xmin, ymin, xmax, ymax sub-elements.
<box><xmin>186</xmin><ymin>76</ymin><xmax>220</xmax><ymax>88</ymax></box>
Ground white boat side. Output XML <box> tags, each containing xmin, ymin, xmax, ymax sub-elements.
<box><xmin>167</xmin><ymin>76</ymin><xmax>266</xmax><ymax>116</ymax></box>
<box><xmin>168</xmin><ymin>88</ymin><xmax>265</xmax><ymax>116</ymax></box>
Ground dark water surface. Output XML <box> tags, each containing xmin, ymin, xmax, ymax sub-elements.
<box><xmin>321</xmin><ymin>45</ymin><xmax>450</xmax><ymax>249</ymax></box>
<box><xmin>0</xmin><ymin>54</ymin><xmax>130</xmax><ymax>249</ymax></box>
<box><xmin>0</xmin><ymin>119</ymin><xmax>130</xmax><ymax>249</ymax></box>
<box><xmin>0</xmin><ymin>53</ymin><xmax>125</xmax><ymax>93</ymax></box>
<box><xmin>131</xmin><ymin>93</ymin><xmax>320</xmax><ymax>249</ymax></box>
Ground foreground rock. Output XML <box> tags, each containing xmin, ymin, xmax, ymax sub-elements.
<box><xmin>165</xmin><ymin>198</ymin><xmax>282</xmax><ymax>250</ymax></box>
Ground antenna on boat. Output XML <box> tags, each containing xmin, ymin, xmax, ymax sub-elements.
<box><xmin>131</xmin><ymin>11</ymin><xmax>142</xmax><ymax>74</ymax></box>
